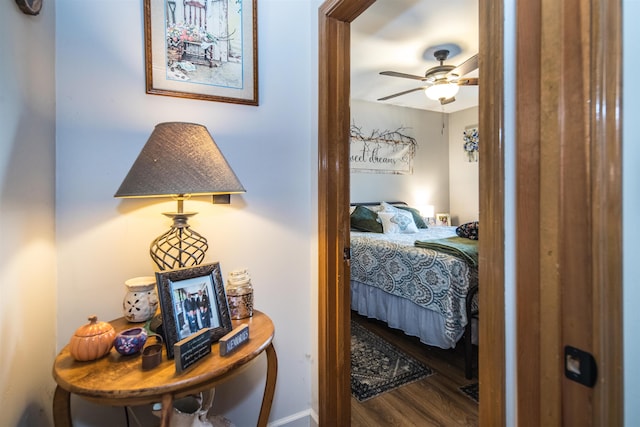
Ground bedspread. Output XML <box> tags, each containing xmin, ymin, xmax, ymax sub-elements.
<box><xmin>350</xmin><ymin>227</ymin><xmax>477</xmax><ymax>345</ymax></box>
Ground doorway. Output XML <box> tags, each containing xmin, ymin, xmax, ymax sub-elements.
<box><xmin>317</xmin><ymin>0</ymin><xmax>505</xmax><ymax>425</ymax></box>
<box><xmin>317</xmin><ymin>0</ymin><xmax>623</xmax><ymax>425</ymax></box>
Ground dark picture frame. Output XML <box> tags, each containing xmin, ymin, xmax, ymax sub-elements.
<box><xmin>156</xmin><ymin>262</ymin><xmax>232</xmax><ymax>359</ymax></box>
<box><xmin>143</xmin><ymin>0</ymin><xmax>258</xmax><ymax>105</ymax></box>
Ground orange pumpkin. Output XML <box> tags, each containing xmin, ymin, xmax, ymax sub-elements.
<box><xmin>69</xmin><ymin>315</ymin><xmax>116</xmax><ymax>361</ymax></box>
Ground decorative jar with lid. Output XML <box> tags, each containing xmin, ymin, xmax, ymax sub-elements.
<box><xmin>68</xmin><ymin>315</ymin><xmax>116</xmax><ymax>361</ymax></box>
<box><xmin>226</xmin><ymin>269</ymin><xmax>254</xmax><ymax>319</ymax></box>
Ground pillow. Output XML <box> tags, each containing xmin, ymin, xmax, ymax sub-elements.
<box><xmin>379</xmin><ymin>201</ymin><xmax>428</xmax><ymax>229</ymax></box>
<box><xmin>395</xmin><ymin>205</ymin><xmax>428</xmax><ymax>229</ymax></box>
<box><xmin>378</xmin><ymin>210</ymin><xmax>419</xmax><ymax>234</ymax></box>
<box><xmin>350</xmin><ymin>205</ymin><xmax>383</xmax><ymax>233</ymax></box>
<box><xmin>456</xmin><ymin>221</ymin><xmax>479</xmax><ymax>240</ymax></box>
<box><xmin>379</xmin><ymin>201</ymin><xmax>397</xmax><ymax>212</ymax></box>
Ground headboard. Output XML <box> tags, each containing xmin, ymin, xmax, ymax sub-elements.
<box><xmin>350</xmin><ymin>201</ymin><xmax>407</xmax><ymax>207</ymax></box>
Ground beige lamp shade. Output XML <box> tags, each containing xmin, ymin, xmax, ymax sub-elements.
<box><xmin>115</xmin><ymin>122</ymin><xmax>245</xmax><ymax>198</ymax></box>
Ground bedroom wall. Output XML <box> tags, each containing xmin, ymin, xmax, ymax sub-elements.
<box><xmin>448</xmin><ymin>107</ymin><xmax>479</xmax><ymax>225</ymax></box>
<box><xmin>0</xmin><ymin>2</ymin><xmax>57</xmax><ymax>426</ymax></box>
<box><xmin>55</xmin><ymin>0</ymin><xmax>319</xmax><ymax>426</ymax></box>
<box><xmin>350</xmin><ymin>99</ymin><xmax>450</xmax><ymax>213</ymax></box>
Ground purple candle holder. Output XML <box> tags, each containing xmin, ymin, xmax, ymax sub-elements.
<box><xmin>114</xmin><ymin>327</ymin><xmax>148</xmax><ymax>356</ymax></box>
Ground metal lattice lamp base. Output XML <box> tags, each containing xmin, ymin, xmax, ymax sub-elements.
<box><xmin>150</xmin><ymin>212</ymin><xmax>208</xmax><ymax>271</ymax></box>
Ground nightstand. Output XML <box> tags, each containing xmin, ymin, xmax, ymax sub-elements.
<box><xmin>52</xmin><ymin>310</ymin><xmax>277</xmax><ymax>427</ymax></box>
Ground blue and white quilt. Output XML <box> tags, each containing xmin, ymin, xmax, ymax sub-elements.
<box><xmin>350</xmin><ymin>227</ymin><xmax>477</xmax><ymax>345</ymax></box>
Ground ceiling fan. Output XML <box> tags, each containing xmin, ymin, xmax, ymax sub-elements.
<box><xmin>377</xmin><ymin>49</ymin><xmax>479</xmax><ymax>105</ymax></box>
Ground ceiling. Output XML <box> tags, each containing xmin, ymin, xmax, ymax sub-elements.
<box><xmin>350</xmin><ymin>0</ymin><xmax>479</xmax><ymax>113</ymax></box>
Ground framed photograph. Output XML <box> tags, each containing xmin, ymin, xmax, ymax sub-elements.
<box><xmin>144</xmin><ymin>0</ymin><xmax>258</xmax><ymax>105</ymax></box>
<box><xmin>436</xmin><ymin>213</ymin><xmax>451</xmax><ymax>227</ymax></box>
<box><xmin>156</xmin><ymin>262</ymin><xmax>232</xmax><ymax>359</ymax></box>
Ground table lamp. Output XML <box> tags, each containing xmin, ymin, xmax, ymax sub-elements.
<box><xmin>115</xmin><ymin>122</ymin><xmax>245</xmax><ymax>271</ymax></box>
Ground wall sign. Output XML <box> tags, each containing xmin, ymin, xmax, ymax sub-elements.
<box><xmin>350</xmin><ymin>124</ymin><xmax>417</xmax><ymax>175</ymax></box>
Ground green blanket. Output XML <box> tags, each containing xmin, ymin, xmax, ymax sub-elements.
<box><xmin>414</xmin><ymin>236</ymin><xmax>479</xmax><ymax>268</ymax></box>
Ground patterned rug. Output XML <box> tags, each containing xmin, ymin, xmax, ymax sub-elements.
<box><xmin>460</xmin><ymin>382</ymin><xmax>479</xmax><ymax>403</ymax></box>
<box><xmin>351</xmin><ymin>321</ymin><xmax>433</xmax><ymax>402</ymax></box>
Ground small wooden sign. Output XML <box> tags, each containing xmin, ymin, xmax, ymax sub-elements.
<box><xmin>174</xmin><ymin>329</ymin><xmax>212</xmax><ymax>373</ymax></box>
<box><xmin>219</xmin><ymin>324</ymin><xmax>250</xmax><ymax>356</ymax></box>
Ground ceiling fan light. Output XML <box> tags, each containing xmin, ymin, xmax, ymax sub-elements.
<box><xmin>424</xmin><ymin>82</ymin><xmax>459</xmax><ymax>101</ymax></box>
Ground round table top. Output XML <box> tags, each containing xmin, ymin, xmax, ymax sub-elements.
<box><xmin>52</xmin><ymin>310</ymin><xmax>274</xmax><ymax>405</ymax></box>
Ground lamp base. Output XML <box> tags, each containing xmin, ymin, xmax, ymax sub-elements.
<box><xmin>150</xmin><ymin>212</ymin><xmax>208</xmax><ymax>271</ymax></box>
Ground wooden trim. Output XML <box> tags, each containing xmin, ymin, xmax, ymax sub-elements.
<box><xmin>318</xmin><ymin>1</ymin><xmax>373</xmax><ymax>425</ymax></box>
<box><xmin>516</xmin><ymin>0</ymin><xmax>622</xmax><ymax>425</ymax></box>
<box><xmin>516</xmin><ymin>0</ymin><xmax>544</xmax><ymax>424</ymax></box>
<box><xmin>318</xmin><ymin>0</ymin><xmax>506</xmax><ymax>425</ymax></box>
<box><xmin>478</xmin><ymin>0</ymin><xmax>506</xmax><ymax>426</ymax></box>
<box><xmin>591</xmin><ymin>0</ymin><xmax>623</xmax><ymax>424</ymax></box>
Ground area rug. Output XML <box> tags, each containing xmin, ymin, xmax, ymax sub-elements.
<box><xmin>459</xmin><ymin>383</ymin><xmax>479</xmax><ymax>403</ymax></box>
<box><xmin>351</xmin><ymin>320</ymin><xmax>433</xmax><ymax>402</ymax></box>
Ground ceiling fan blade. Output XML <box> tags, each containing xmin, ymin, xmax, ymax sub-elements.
<box><xmin>380</xmin><ymin>71</ymin><xmax>427</xmax><ymax>81</ymax></box>
<box><xmin>457</xmin><ymin>77</ymin><xmax>479</xmax><ymax>86</ymax></box>
<box><xmin>377</xmin><ymin>86</ymin><xmax>428</xmax><ymax>101</ymax></box>
<box><xmin>448</xmin><ymin>54</ymin><xmax>479</xmax><ymax>79</ymax></box>
<box><xmin>440</xmin><ymin>96</ymin><xmax>456</xmax><ymax>105</ymax></box>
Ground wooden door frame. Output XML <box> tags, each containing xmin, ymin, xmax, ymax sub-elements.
<box><xmin>317</xmin><ymin>0</ymin><xmax>505</xmax><ymax>425</ymax></box>
<box><xmin>515</xmin><ymin>0</ymin><xmax>622</xmax><ymax>425</ymax></box>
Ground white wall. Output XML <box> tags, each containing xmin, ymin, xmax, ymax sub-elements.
<box><xmin>350</xmin><ymin>100</ymin><xmax>450</xmax><ymax>212</ymax></box>
<box><xmin>623</xmin><ymin>0</ymin><xmax>640</xmax><ymax>424</ymax></box>
<box><xmin>448</xmin><ymin>107</ymin><xmax>479</xmax><ymax>225</ymax></box>
<box><xmin>0</xmin><ymin>2</ymin><xmax>57</xmax><ymax>426</ymax></box>
<box><xmin>55</xmin><ymin>0</ymin><xmax>316</xmax><ymax>425</ymax></box>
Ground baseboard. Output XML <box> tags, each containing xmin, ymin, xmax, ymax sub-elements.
<box><xmin>267</xmin><ymin>408</ymin><xmax>319</xmax><ymax>427</ymax></box>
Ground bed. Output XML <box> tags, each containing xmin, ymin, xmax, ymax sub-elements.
<box><xmin>349</xmin><ymin>202</ymin><xmax>478</xmax><ymax>378</ymax></box>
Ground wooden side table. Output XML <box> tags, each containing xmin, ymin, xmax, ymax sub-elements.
<box><xmin>52</xmin><ymin>310</ymin><xmax>277</xmax><ymax>427</ymax></box>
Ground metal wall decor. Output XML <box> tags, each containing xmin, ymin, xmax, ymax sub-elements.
<box><xmin>463</xmin><ymin>126</ymin><xmax>479</xmax><ymax>162</ymax></box>
<box><xmin>350</xmin><ymin>123</ymin><xmax>417</xmax><ymax>174</ymax></box>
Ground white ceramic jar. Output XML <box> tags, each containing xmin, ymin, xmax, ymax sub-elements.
<box><xmin>122</xmin><ymin>276</ymin><xmax>159</xmax><ymax>323</ymax></box>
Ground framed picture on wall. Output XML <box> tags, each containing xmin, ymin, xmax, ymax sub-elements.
<box><xmin>143</xmin><ymin>0</ymin><xmax>258</xmax><ymax>105</ymax></box>
<box><xmin>435</xmin><ymin>213</ymin><xmax>451</xmax><ymax>227</ymax></box>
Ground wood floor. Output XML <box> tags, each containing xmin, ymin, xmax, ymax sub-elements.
<box><xmin>351</xmin><ymin>312</ymin><xmax>479</xmax><ymax>426</ymax></box>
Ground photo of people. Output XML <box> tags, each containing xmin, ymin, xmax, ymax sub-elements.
<box><xmin>170</xmin><ymin>276</ymin><xmax>221</xmax><ymax>341</ymax></box>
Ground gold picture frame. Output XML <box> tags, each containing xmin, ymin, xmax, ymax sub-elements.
<box><xmin>144</xmin><ymin>0</ymin><xmax>258</xmax><ymax>105</ymax></box>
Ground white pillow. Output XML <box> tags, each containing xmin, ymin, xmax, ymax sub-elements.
<box><xmin>377</xmin><ymin>210</ymin><xmax>419</xmax><ymax>234</ymax></box>
<box><xmin>379</xmin><ymin>201</ymin><xmax>397</xmax><ymax>212</ymax></box>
